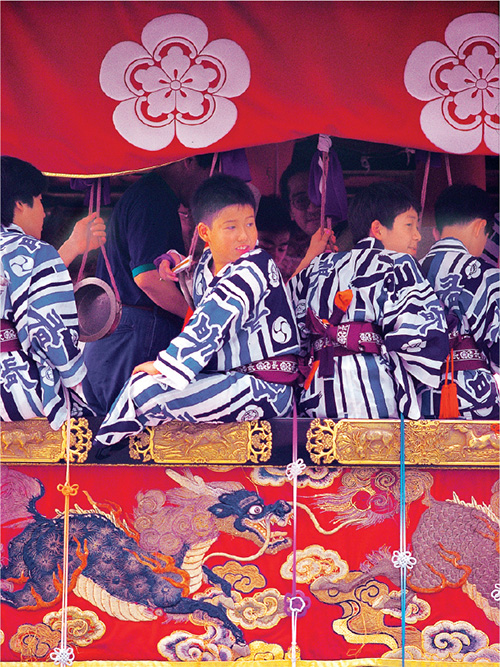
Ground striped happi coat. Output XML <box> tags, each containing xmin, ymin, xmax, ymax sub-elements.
<box><xmin>420</xmin><ymin>237</ymin><xmax>500</xmax><ymax>419</ymax></box>
<box><xmin>288</xmin><ymin>237</ymin><xmax>449</xmax><ymax>420</ymax></box>
<box><xmin>0</xmin><ymin>225</ymin><xmax>86</xmax><ymax>428</ymax></box>
<box><xmin>95</xmin><ymin>248</ymin><xmax>300</xmax><ymax>446</ymax></box>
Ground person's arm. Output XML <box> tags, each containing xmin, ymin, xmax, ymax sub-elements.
<box><xmin>58</xmin><ymin>213</ymin><xmax>106</xmax><ymax>267</ymax></box>
<box><xmin>134</xmin><ymin>269</ymin><xmax>189</xmax><ymax>319</ymax></box>
<box><xmin>289</xmin><ymin>227</ymin><xmax>335</xmax><ymax>280</ymax></box>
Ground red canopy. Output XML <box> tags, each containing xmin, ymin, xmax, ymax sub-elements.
<box><xmin>1</xmin><ymin>1</ymin><xmax>498</xmax><ymax>176</ymax></box>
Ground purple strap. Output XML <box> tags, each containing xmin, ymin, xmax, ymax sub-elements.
<box><xmin>308</xmin><ymin>146</ymin><xmax>348</xmax><ymax>224</ymax></box>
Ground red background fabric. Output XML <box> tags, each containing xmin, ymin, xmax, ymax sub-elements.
<box><xmin>1</xmin><ymin>1</ymin><xmax>498</xmax><ymax>176</ymax></box>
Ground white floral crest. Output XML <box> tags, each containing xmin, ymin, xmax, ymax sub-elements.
<box><xmin>237</xmin><ymin>405</ymin><xmax>264</xmax><ymax>422</ymax></box>
<box><xmin>404</xmin><ymin>13</ymin><xmax>499</xmax><ymax>154</ymax></box>
<box><xmin>100</xmin><ymin>14</ymin><xmax>251</xmax><ymax>151</ymax></box>
<box><xmin>465</xmin><ymin>259</ymin><xmax>482</xmax><ymax>279</ymax></box>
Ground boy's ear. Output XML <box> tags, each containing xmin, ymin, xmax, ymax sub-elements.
<box><xmin>198</xmin><ymin>222</ymin><xmax>210</xmax><ymax>243</ymax></box>
<box><xmin>370</xmin><ymin>219</ymin><xmax>384</xmax><ymax>240</ymax></box>
<box><xmin>472</xmin><ymin>217</ymin><xmax>487</xmax><ymax>237</ymax></box>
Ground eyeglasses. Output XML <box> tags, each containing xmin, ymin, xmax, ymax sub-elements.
<box><xmin>290</xmin><ymin>192</ymin><xmax>312</xmax><ymax>211</ymax></box>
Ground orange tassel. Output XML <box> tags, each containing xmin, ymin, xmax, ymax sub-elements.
<box><xmin>334</xmin><ymin>289</ymin><xmax>353</xmax><ymax>312</ymax></box>
<box><xmin>439</xmin><ymin>354</ymin><xmax>460</xmax><ymax>419</ymax></box>
<box><xmin>181</xmin><ymin>307</ymin><xmax>194</xmax><ymax>331</ymax></box>
<box><xmin>304</xmin><ymin>360</ymin><xmax>320</xmax><ymax>390</ymax></box>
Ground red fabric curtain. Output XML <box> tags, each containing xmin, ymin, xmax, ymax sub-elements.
<box><xmin>1</xmin><ymin>1</ymin><xmax>498</xmax><ymax>176</ymax></box>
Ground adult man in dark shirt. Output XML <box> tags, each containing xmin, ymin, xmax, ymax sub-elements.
<box><xmin>83</xmin><ymin>155</ymin><xmax>212</xmax><ymax>415</ymax></box>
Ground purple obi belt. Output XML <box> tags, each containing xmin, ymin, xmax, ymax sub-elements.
<box><xmin>0</xmin><ymin>319</ymin><xmax>21</xmax><ymax>352</ymax></box>
<box><xmin>233</xmin><ymin>354</ymin><xmax>300</xmax><ymax>386</ymax></box>
<box><xmin>449</xmin><ymin>334</ymin><xmax>488</xmax><ymax>372</ymax></box>
<box><xmin>306</xmin><ymin>308</ymin><xmax>383</xmax><ymax>377</ymax></box>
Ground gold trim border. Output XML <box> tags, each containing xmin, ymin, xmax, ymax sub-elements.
<box><xmin>1</xmin><ymin>418</ymin><xmax>92</xmax><ymax>463</ymax></box>
<box><xmin>306</xmin><ymin>419</ymin><xmax>500</xmax><ymax>467</ymax></box>
<box><xmin>128</xmin><ymin>420</ymin><xmax>273</xmax><ymax>464</ymax></box>
<box><xmin>3</xmin><ymin>659</ymin><xmax>485</xmax><ymax>667</ymax></box>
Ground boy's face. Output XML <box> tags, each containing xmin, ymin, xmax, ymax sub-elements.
<box><xmin>375</xmin><ymin>207</ymin><xmax>421</xmax><ymax>256</ymax></box>
<box><xmin>198</xmin><ymin>204</ymin><xmax>257</xmax><ymax>272</ymax></box>
<box><xmin>288</xmin><ymin>172</ymin><xmax>320</xmax><ymax>237</ymax></box>
<box><xmin>257</xmin><ymin>231</ymin><xmax>290</xmax><ymax>266</ymax></box>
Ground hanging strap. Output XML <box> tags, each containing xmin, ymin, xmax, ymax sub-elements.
<box><xmin>76</xmin><ymin>179</ymin><xmax>120</xmax><ymax>303</ymax></box>
<box><xmin>391</xmin><ymin>415</ymin><xmax>417</xmax><ymax>667</ymax></box>
<box><xmin>284</xmin><ymin>401</ymin><xmax>310</xmax><ymax>665</ymax></box>
<box><xmin>317</xmin><ymin>134</ymin><xmax>331</xmax><ymax>233</ymax></box>
<box><xmin>50</xmin><ymin>387</ymin><xmax>79</xmax><ymax>667</ymax></box>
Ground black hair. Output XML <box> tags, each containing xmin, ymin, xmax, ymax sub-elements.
<box><xmin>434</xmin><ymin>183</ymin><xmax>496</xmax><ymax>235</ymax></box>
<box><xmin>348</xmin><ymin>181</ymin><xmax>421</xmax><ymax>244</ymax></box>
<box><xmin>256</xmin><ymin>195</ymin><xmax>292</xmax><ymax>235</ymax></box>
<box><xmin>279</xmin><ymin>162</ymin><xmax>310</xmax><ymax>210</ymax></box>
<box><xmin>190</xmin><ymin>173</ymin><xmax>256</xmax><ymax>225</ymax></box>
<box><xmin>194</xmin><ymin>153</ymin><xmax>215</xmax><ymax>170</ymax></box>
<box><xmin>1</xmin><ymin>156</ymin><xmax>47</xmax><ymax>228</ymax></box>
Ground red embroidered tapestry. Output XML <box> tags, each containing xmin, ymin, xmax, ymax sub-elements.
<box><xmin>1</xmin><ymin>464</ymin><xmax>498</xmax><ymax>663</ymax></box>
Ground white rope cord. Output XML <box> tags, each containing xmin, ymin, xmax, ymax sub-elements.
<box><xmin>50</xmin><ymin>387</ymin><xmax>78</xmax><ymax>667</ymax></box>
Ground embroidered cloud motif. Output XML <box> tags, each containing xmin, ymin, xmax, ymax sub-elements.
<box><xmin>100</xmin><ymin>13</ymin><xmax>251</xmax><ymax>151</ymax></box>
<box><xmin>404</xmin><ymin>12</ymin><xmax>499</xmax><ymax>154</ymax></box>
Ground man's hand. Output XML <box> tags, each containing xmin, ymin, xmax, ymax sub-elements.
<box><xmin>132</xmin><ymin>361</ymin><xmax>161</xmax><ymax>375</ymax></box>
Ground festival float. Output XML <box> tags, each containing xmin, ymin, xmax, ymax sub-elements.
<box><xmin>1</xmin><ymin>3</ymin><xmax>499</xmax><ymax>667</ymax></box>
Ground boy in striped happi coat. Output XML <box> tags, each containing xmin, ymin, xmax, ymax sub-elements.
<box><xmin>95</xmin><ymin>175</ymin><xmax>300</xmax><ymax>447</ymax></box>
<box><xmin>1</xmin><ymin>156</ymin><xmax>104</xmax><ymax>428</ymax></box>
<box><xmin>419</xmin><ymin>184</ymin><xmax>499</xmax><ymax>420</ymax></box>
<box><xmin>289</xmin><ymin>182</ymin><xmax>449</xmax><ymax>420</ymax></box>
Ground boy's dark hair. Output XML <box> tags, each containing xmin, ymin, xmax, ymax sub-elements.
<box><xmin>434</xmin><ymin>183</ymin><xmax>496</xmax><ymax>235</ymax></box>
<box><xmin>348</xmin><ymin>181</ymin><xmax>421</xmax><ymax>244</ymax></box>
<box><xmin>256</xmin><ymin>195</ymin><xmax>292</xmax><ymax>235</ymax></box>
<box><xmin>1</xmin><ymin>156</ymin><xmax>47</xmax><ymax>228</ymax></box>
<box><xmin>279</xmin><ymin>162</ymin><xmax>309</xmax><ymax>210</ymax></box>
<box><xmin>191</xmin><ymin>173</ymin><xmax>256</xmax><ymax>225</ymax></box>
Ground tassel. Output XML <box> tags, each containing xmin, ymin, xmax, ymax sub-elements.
<box><xmin>439</xmin><ymin>354</ymin><xmax>459</xmax><ymax>419</ymax></box>
<box><xmin>181</xmin><ymin>307</ymin><xmax>194</xmax><ymax>331</ymax></box>
<box><xmin>304</xmin><ymin>360</ymin><xmax>320</xmax><ymax>391</ymax></box>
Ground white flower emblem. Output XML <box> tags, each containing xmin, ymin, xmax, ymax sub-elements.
<box><xmin>237</xmin><ymin>404</ymin><xmax>264</xmax><ymax>422</ymax></box>
<box><xmin>269</xmin><ymin>262</ymin><xmax>280</xmax><ymax>288</ymax></box>
<box><xmin>464</xmin><ymin>259</ymin><xmax>481</xmax><ymax>279</ymax></box>
<box><xmin>100</xmin><ymin>14</ymin><xmax>251</xmax><ymax>151</ymax></box>
<box><xmin>404</xmin><ymin>13</ymin><xmax>499</xmax><ymax>154</ymax></box>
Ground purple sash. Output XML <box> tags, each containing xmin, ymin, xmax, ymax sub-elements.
<box><xmin>0</xmin><ymin>319</ymin><xmax>21</xmax><ymax>352</ymax></box>
<box><xmin>306</xmin><ymin>308</ymin><xmax>383</xmax><ymax>376</ymax></box>
<box><xmin>234</xmin><ymin>354</ymin><xmax>300</xmax><ymax>386</ymax></box>
<box><xmin>450</xmin><ymin>336</ymin><xmax>488</xmax><ymax>372</ymax></box>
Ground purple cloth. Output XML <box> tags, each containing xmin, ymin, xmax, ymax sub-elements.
<box><xmin>70</xmin><ymin>177</ymin><xmax>111</xmax><ymax>207</ymax></box>
<box><xmin>308</xmin><ymin>147</ymin><xmax>348</xmax><ymax>223</ymax></box>
<box><xmin>219</xmin><ymin>149</ymin><xmax>252</xmax><ymax>182</ymax></box>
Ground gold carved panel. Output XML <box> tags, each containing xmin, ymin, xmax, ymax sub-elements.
<box><xmin>0</xmin><ymin>418</ymin><xmax>92</xmax><ymax>463</ymax></box>
<box><xmin>129</xmin><ymin>420</ymin><xmax>272</xmax><ymax>464</ymax></box>
<box><xmin>307</xmin><ymin>419</ymin><xmax>499</xmax><ymax>467</ymax></box>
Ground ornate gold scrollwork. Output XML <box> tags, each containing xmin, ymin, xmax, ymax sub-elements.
<box><xmin>306</xmin><ymin>418</ymin><xmax>499</xmax><ymax>467</ymax></box>
<box><xmin>129</xmin><ymin>421</ymin><xmax>268</xmax><ymax>464</ymax></box>
<box><xmin>1</xmin><ymin>418</ymin><xmax>91</xmax><ymax>463</ymax></box>
<box><xmin>306</xmin><ymin>418</ymin><xmax>337</xmax><ymax>464</ymax></box>
<box><xmin>248</xmin><ymin>420</ymin><xmax>272</xmax><ymax>463</ymax></box>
